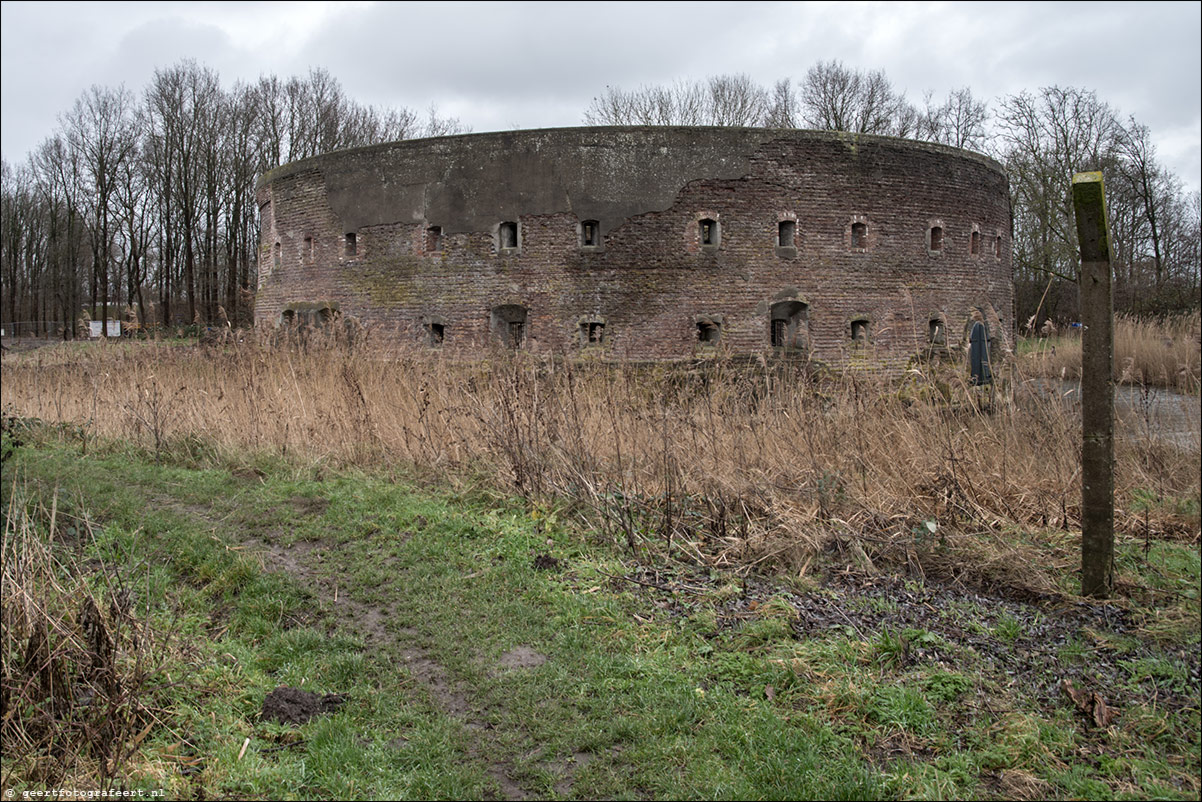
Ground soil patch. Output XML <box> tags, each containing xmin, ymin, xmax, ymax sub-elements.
<box><xmin>615</xmin><ymin>563</ymin><xmax>1198</xmax><ymax>718</ymax></box>
<box><xmin>532</xmin><ymin>554</ymin><xmax>561</xmax><ymax>571</ymax></box>
<box><xmin>289</xmin><ymin>495</ymin><xmax>329</xmax><ymax>516</ymax></box>
<box><xmin>497</xmin><ymin>646</ymin><xmax>547</xmax><ymax>671</ymax></box>
<box><xmin>260</xmin><ymin>686</ymin><xmax>345</xmax><ymax>726</ymax></box>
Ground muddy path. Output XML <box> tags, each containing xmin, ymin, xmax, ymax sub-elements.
<box><xmin>143</xmin><ymin>487</ymin><xmax>573</xmax><ymax>801</ymax></box>
<box><xmin>243</xmin><ymin>529</ymin><xmax>562</xmax><ymax>800</ymax></box>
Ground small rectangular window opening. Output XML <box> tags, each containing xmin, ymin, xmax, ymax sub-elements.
<box><xmin>580</xmin><ymin>321</ymin><xmax>605</xmax><ymax>344</ymax></box>
<box><xmin>778</xmin><ymin>220</ymin><xmax>796</xmax><ymax>248</ymax></box>
<box><xmin>851</xmin><ymin>222</ymin><xmax>867</xmax><ymax>249</ymax></box>
<box><xmin>697</xmin><ymin>321</ymin><xmax>720</xmax><ymax>344</ymax></box>
<box><xmin>581</xmin><ymin>220</ymin><xmax>599</xmax><ymax>248</ymax></box>
<box><xmin>971</xmin><ymin>231</ymin><xmax>980</xmax><ymax>255</ymax></box>
<box><xmin>930</xmin><ymin>226</ymin><xmax>943</xmax><ymax>251</ymax></box>
<box><xmin>700</xmin><ymin>218</ymin><xmax>718</xmax><ymax>246</ymax></box>
<box><xmin>273</xmin><ymin>242</ymin><xmax>281</xmax><ymax>270</ymax></box>
<box><xmin>500</xmin><ymin>222</ymin><xmax>518</xmax><ymax>250</ymax></box>
<box><xmin>994</xmin><ymin>235</ymin><xmax>1002</xmax><ymax>258</ymax></box>
<box><xmin>345</xmin><ymin>232</ymin><xmax>357</xmax><ymax>257</ymax></box>
<box><xmin>303</xmin><ymin>237</ymin><xmax>314</xmax><ymax>260</ymax></box>
<box><xmin>426</xmin><ymin>226</ymin><xmax>443</xmax><ymax>252</ymax></box>
<box><xmin>851</xmin><ymin>319</ymin><xmax>869</xmax><ymax>342</ymax></box>
<box><xmin>429</xmin><ymin>323</ymin><xmax>445</xmax><ymax>345</ymax></box>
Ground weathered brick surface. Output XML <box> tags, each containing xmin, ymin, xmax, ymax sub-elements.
<box><xmin>256</xmin><ymin>127</ymin><xmax>1012</xmax><ymax>367</ymax></box>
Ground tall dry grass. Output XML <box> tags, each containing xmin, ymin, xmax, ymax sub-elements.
<box><xmin>2</xmin><ymin>328</ymin><xmax>1198</xmax><ymax>593</ymax></box>
<box><xmin>1022</xmin><ymin>312</ymin><xmax>1201</xmax><ymax>392</ymax></box>
<box><xmin>1</xmin><ymin>485</ymin><xmax>158</xmax><ymax>792</ymax></box>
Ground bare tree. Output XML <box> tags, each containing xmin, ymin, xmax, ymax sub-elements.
<box><xmin>144</xmin><ymin>61</ymin><xmax>222</xmax><ymax>325</ymax></box>
<box><xmin>584</xmin><ymin>74</ymin><xmax>767</xmax><ymax>127</ymax></box>
<box><xmin>706</xmin><ymin>74</ymin><xmax>768</xmax><ymax>127</ymax></box>
<box><xmin>222</xmin><ymin>82</ymin><xmax>260</xmax><ymax>325</ymax></box>
<box><xmin>585</xmin><ymin>81</ymin><xmax>697</xmax><ymax>126</ymax></box>
<box><xmin>1113</xmin><ymin>122</ymin><xmax>1201</xmax><ymax>313</ymax></box>
<box><xmin>63</xmin><ymin>84</ymin><xmax>140</xmax><ymax>334</ymax></box>
<box><xmin>4</xmin><ymin>60</ymin><xmax>475</xmax><ymax>335</ymax></box>
<box><xmin>1</xmin><ymin>160</ymin><xmax>36</xmax><ymax>335</ymax></box>
<box><xmin>416</xmin><ymin>104</ymin><xmax>469</xmax><ymax>139</ymax></box>
<box><xmin>765</xmin><ymin>79</ymin><xmax>800</xmax><ymax>128</ymax></box>
<box><xmin>1116</xmin><ymin>122</ymin><xmax>1167</xmax><ymax>286</ymax></box>
<box><xmin>113</xmin><ymin>140</ymin><xmax>152</xmax><ymax>326</ymax></box>
<box><xmin>31</xmin><ymin>135</ymin><xmax>87</xmax><ymax>336</ymax></box>
<box><xmin>997</xmin><ymin>86</ymin><xmax>1123</xmax><ymax>323</ymax></box>
<box><xmin>919</xmin><ymin>87</ymin><xmax>990</xmax><ymax>150</ymax></box>
<box><xmin>798</xmin><ymin>60</ymin><xmax>916</xmax><ymax>136</ymax></box>
<box><xmin>799</xmin><ymin>60</ymin><xmax>859</xmax><ymax>132</ymax></box>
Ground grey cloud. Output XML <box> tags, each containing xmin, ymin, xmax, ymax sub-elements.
<box><xmin>2</xmin><ymin>1</ymin><xmax>1198</xmax><ymax>190</ymax></box>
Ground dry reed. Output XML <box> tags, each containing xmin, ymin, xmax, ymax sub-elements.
<box><xmin>1022</xmin><ymin>312</ymin><xmax>1201</xmax><ymax>393</ymax></box>
<box><xmin>2</xmin><ymin>326</ymin><xmax>1198</xmax><ymax>595</ymax></box>
<box><xmin>1</xmin><ymin>482</ymin><xmax>158</xmax><ymax>793</ymax></box>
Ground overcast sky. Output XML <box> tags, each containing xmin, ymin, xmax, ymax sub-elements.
<box><xmin>2</xmin><ymin>1</ymin><xmax>1199</xmax><ymax>191</ymax></box>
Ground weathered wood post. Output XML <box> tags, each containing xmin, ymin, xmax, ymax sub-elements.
<box><xmin>1072</xmin><ymin>171</ymin><xmax>1114</xmax><ymax>598</ymax></box>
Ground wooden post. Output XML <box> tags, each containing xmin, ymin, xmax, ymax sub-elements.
<box><xmin>1072</xmin><ymin>171</ymin><xmax>1114</xmax><ymax>598</ymax></box>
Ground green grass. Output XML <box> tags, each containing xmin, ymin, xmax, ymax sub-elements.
<box><xmin>2</xmin><ymin>430</ymin><xmax>1199</xmax><ymax>800</ymax></box>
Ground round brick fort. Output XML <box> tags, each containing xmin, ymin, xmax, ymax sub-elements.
<box><xmin>256</xmin><ymin>126</ymin><xmax>1012</xmax><ymax>366</ymax></box>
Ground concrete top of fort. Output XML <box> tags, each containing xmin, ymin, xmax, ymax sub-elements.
<box><xmin>256</xmin><ymin>126</ymin><xmax>1007</xmax><ymax>237</ymax></box>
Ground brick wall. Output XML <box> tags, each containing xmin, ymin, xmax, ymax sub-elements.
<box><xmin>256</xmin><ymin>127</ymin><xmax>1012</xmax><ymax>367</ymax></box>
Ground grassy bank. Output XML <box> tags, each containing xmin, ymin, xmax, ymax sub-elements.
<box><xmin>2</xmin><ymin>331</ymin><xmax>1199</xmax><ymax>798</ymax></box>
<box><xmin>1</xmin><ymin>421</ymin><xmax>1199</xmax><ymax>799</ymax></box>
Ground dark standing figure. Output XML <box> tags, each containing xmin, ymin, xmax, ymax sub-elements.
<box><xmin>969</xmin><ymin>320</ymin><xmax>992</xmax><ymax>385</ymax></box>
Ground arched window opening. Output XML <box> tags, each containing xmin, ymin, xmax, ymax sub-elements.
<box><xmin>580</xmin><ymin>321</ymin><xmax>605</xmax><ymax>344</ymax></box>
<box><xmin>851</xmin><ymin>318</ymin><xmax>870</xmax><ymax>343</ymax></box>
<box><xmin>851</xmin><ymin>222</ymin><xmax>867</xmax><ymax>249</ymax></box>
<box><xmin>778</xmin><ymin>220</ymin><xmax>796</xmax><ymax>248</ymax></box>
<box><xmin>928</xmin><ymin>318</ymin><xmax>945</xmax><ymax>344</ymax></box>
<box><xmin>696</xmin><ymin>316</ymin><xmax>722</xmax><ymax>345</ymax></box>
<box><xmin>491</xmin><ymin>304</ymin><xmax>527</xmax><ymax>348</ymax></box>
<box><xmin>769</xmin><ymin>300</ymin><xmax>809</xmax><ymax>352</ymax></box>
